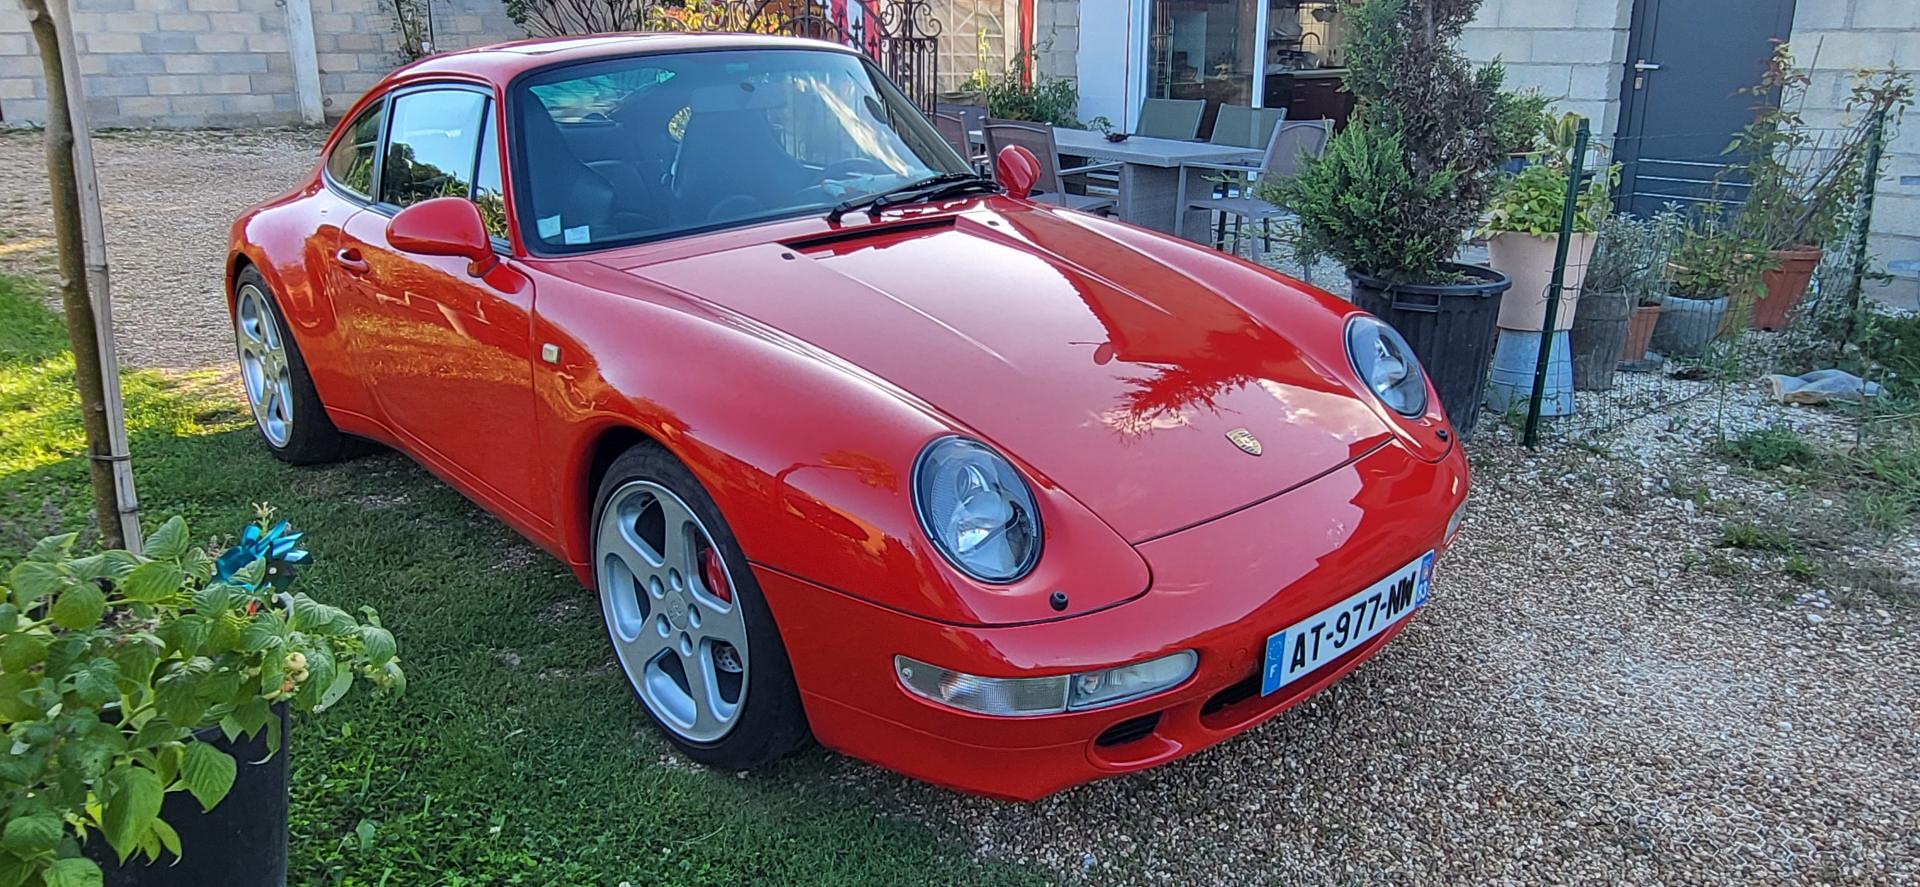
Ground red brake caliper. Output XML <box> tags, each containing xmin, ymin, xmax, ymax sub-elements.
<box><xmin>699</xmin><ymin>546</ymin><xmax>732</xmax><ymax>604</ymax></box>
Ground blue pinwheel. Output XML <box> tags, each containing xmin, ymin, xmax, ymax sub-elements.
<box><xmin>215</xmin><ymin>521</ymin><xmax>311</xmax><ymax>592</ymax></box>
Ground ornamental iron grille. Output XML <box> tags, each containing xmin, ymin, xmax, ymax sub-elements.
<box><xmin>650</xmin><ymin>1</ymin><xmax>942</xmax><ymax>113</ymax></box>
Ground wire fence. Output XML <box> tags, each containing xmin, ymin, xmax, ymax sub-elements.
<box><xmin>1233</xmin><ymin>114</ymin><xmax>1914</xmax><ymax>455</ymax></box>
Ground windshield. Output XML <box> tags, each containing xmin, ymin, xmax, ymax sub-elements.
<box><xmin>511</xmin><ymin>48</ymin><xmax>971</xmax><ymax>253</ymax></box>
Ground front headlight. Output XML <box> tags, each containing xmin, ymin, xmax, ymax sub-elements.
<box><xmin>894</xmin><ymin>651</ymin><xmax>1198</xmax><ymax>716</ymax></box>
<box><xmin>912</xmin><ymin>436</ymin><xmax>1041</xmax><ymax>583</ymax></box>
<box><xmin>1345</xmin><ymin>315</ymin><xmax>1429</xmax><ymax>417</ymax></box>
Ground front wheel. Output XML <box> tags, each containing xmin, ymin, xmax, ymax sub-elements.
<box><xmin>591</xmin><ymin>443</ymin><xmax>809</xmax><ymax>768</ymax></box>
<box><xmin>232</xmin><ymin>267</ymin><xmax>345</xmax><ymax>464</ymax></box>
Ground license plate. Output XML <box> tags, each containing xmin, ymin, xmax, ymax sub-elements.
<box><xmin>1261</xmin><ymin>551</ymin><xmax>1435</xmax><ymax>695</ymax></box>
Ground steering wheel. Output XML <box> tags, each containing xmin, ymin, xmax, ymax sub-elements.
<box><xmin>816</xmin><ymin>157</ymin><xmax>891</xmax><ymax>182</ymax></box>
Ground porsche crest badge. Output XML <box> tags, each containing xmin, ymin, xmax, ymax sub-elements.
<box><xmin>1226</xmin><ymin>427</ymin><xmax>1262</xmax><ymax>456</ymax></box>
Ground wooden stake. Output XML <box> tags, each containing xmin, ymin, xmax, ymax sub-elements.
<box><xmin>24</xmin><ymin>0</ymin><xmax>143</xmax><ymax>552</ymax></box>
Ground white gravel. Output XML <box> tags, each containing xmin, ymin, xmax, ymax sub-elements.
<box><xmin>0</xmin><ymin>128</ymin><xmax>321</xmax><ymax>371</ymax></box>
<box><xmin>8</xmin><ymin>129</ymin><xmax>1919</xmax><ymax>884</ymax></box>
<box><xmin>845</xmin><ymin>433</ymin><xmax>1920</xmax><ymax>884</ymax></box>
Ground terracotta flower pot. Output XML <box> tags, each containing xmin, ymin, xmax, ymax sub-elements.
<box><xmin>1488</xmin><ymin>231</ymin><xmax>1599</xmax><ymax>331</ymax></box>
<box><xmin>1752</xmin><ymin>246</ymin><xmax>1822</xmax><ymax>330</ymax></box>
<box><xmin>1620</xmin><ymin>303</ymin><xmax>1662</xmax><ymax>363</ymax></box>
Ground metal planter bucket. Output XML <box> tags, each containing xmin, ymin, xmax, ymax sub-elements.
<box><xmin>1650</xmin><ymin>294</ymin><xmax>1728</xmax><ymax>358</ymax></box>
<box><xmin>1569</xmin><ymin>289</ymin><xmax>1631</xmax><ymax>390</ymax></box>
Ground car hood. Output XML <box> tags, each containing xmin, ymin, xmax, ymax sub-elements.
<box><xmin>612</xmin><ymin>205</ymin><xmax>1393</xmax><ymax>542</ymax></box>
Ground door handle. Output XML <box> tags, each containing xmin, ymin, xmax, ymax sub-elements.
<box><xmin>1633</xmin><ymin>60</ymin><xmax>1662</xmax><ymax>72</ymax></box>
<box><xmin>335</xmin><ymin>249</ymin><xmax>370</xmax><ymax>274</ymax></box>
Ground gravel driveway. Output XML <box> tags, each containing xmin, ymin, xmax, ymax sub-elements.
<box><xmin>5</xmin><ymin>129</ymin><xmax>1917</xmax><ymax>884</ymax></box>
<box><xmin>0</xmin><ymin>128</ymin><xmax>320</xmax><ymax>371</ymax></box>
<box><xmin>859</xmin><ymin>420</ymin><xmax>1920</xmax><ymax>884</ymax></box>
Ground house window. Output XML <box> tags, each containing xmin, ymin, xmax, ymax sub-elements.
<box><xmin>1145</xmin><ymin>0</ymin><xmax>1351</xmax><ymax>136</ymax></box>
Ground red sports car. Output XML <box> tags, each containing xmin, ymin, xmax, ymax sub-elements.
<box><xmin>226</xmin><ymin>33</ymin><xmax>1468</xmax><ymax>800</ymax></box>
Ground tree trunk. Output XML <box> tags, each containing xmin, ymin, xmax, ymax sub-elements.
<box><xmin>23</xmin><ymin>0</ymin><xmax>126</xmax><ymax>549</ymax></box>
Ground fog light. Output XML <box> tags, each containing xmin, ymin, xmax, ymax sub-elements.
<box><xmin>895</xmin><ymin>651</ymin><xmax>1197</xmax><ymax>717</ymax></box>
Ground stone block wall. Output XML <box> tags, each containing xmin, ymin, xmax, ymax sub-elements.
<box><xmin>1032</xmin><ymin>0</ymin><xmax>1075</xmax><ymax>86</ymax></box>
<box><xmin>1793</xmin><ymin>0</ymin><xmax>1920</xmax><ymax>305</ymax></box>
<box><xmin>1459</xmin><ymin>0</ymin><xmax>1632</xmax><ymax>137</ymax></box>
<box><xmin>0</xmin><ymin>0</ymin><xmax>521</xmax><ymax>127</ymax></box>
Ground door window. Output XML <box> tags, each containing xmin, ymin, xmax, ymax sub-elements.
<box><xmin>381</xmin><ymin>89</ymin><xmax>488</xmax><ymax>208</ymax></box>
<box><xmin>326</xmin><ymin>104</ymin><xmax>384</xmax><ymax>200</ymax></box>
<box><xmin>473</xmin><ymin>104</ymin><xmax>509</xmax><ymax>241</ymax></box>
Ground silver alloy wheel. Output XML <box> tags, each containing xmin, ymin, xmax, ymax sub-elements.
<box><xmin>234</xmin><ymin>283</ymin><xmax>294</xmax><ymax>448</ymax></box>
<box><xmin>596</xmin><ymin>479</ymin><xmax>749</xmax><ymax>743</ymax></box>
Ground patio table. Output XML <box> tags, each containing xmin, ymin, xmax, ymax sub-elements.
<box><xmin>1048</xmin><ymin>128</ymin><xmax>1263</xmax><ymax>241</ymax></box>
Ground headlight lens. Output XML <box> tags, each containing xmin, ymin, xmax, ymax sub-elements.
<box><xmin>1345</xmin><ymin>315</ymin><xmax>1429</xmax><ymax>417</ymax></box>
<box><xmin>894</xmin><ymin>651</ymin><xmax>1197</xmax><ymax>717</ymax></box>
<box><xmin>912</xmin><ymin>437</ymin><xmax>1042</xmax><ymax>583</ymax></box>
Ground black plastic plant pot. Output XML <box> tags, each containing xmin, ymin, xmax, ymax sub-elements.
<box><xmin>91</xmin><ymin>705</ymin><xmax>289</xmax><ymax>887</ymax></box>
<box><xmin>1348</xmin><ymin>264</ymin><xmax>1511</xmax><ymax>442</ymax></box>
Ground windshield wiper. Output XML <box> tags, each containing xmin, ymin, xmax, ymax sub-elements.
<box><xmin>826</xmin><ymin>173</ymin><xmax>999</xmax><ymax>223</ymax></box>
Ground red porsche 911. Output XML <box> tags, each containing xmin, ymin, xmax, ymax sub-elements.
<box><xmin>226</xmin><ymin>33</ymin><xmax>1468</xmax><ymax>800</ymax></box>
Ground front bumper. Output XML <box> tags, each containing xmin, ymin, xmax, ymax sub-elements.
<box><xmin>759</xmin><ymin>439</ymin><xmax>1468</xmax><ymax>800</ymax></box>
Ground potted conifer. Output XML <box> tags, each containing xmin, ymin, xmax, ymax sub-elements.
<box><xmin>1266</xmin><ymin>0</ymin><xmax>1539</xmax><ymax>439</ymax></box>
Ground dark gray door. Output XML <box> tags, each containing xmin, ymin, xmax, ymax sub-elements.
<box><xmin>1615</xmin><ymin>0</ymin><xmax>1797</xmax><ymax>216</ymax></box>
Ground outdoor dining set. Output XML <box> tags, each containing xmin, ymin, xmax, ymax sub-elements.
<box><xmin>931</xmin><ymin>97</ymin><xmax>1332</xmax><ymax>259</ymax></box>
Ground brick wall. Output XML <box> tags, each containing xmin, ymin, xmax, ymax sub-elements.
<box><xmin>1460</xmin><ymin>0</ymin><xmax>1632</xmax><ymax>137</ymax></box>
<box><xmin>1794</xmin><ymin>0</ymin><xmax>1920</xmax><ymax>305</ymax></box>
<box><xmin>0</xmin><ymin>0</ymin><xmax>521</xmax><ymax>128</ymax></box>
<box><xmin>1032</xmin><ymin>0</ymin><xmax>1075</xmax><ymax>86</ymax></box>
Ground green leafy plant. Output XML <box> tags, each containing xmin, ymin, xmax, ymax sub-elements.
<box><xmin>966</xmin><ymin>52</ymin><xmax>1081</xmax><ymax>126</ymax></box>
<box><xmin>1270</xmin><ymin>0</ymin><xmax>1538</xmax><ymax>283</ymax></box>
<box><xmin>1482</xmin><ymin>161</ymin><xmax>1616</xmax><ymax>237</ymax></box>
<box><xmin>1666</xmin><ymin>215</ymin><xmax>1771</xmax><ymax>301</ymax></box>
<box><xmin>1</xmin><ymin>512</ymin><xmax>403</xmax><ymax>885</ymax></box>
<box><xmin>1729</xmin><ymin>45</ymin><xmax>1915</xmax><ymax>252</ymax></box>
<box><xmin>1587</xmin><ymin>209</ymin><xmax>1686</xmax><ymax>307</ymax></box>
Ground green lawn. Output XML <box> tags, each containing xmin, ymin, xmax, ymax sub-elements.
<box><xmin>0</xmin><ymin>275</ymin><xmax>1038</xmax><ymax>886</ymax></box>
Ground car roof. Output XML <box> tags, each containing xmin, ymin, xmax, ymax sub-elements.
<box><xmin>391</xmin><ymin>32</ymin><xmax>861</xmax><ymax>85</ymax></box>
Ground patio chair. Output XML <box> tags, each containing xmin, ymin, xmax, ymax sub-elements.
<box><xmin>1174</xmin><ymin>118</ymin><xmax>1333</xmax><ymax>255</ymax></box>
<box><xmin>1135</xmin><ymin>98</ymin><xmax>1205</xmax><ymax>140</ymax></box>
<box><xmin>933</xmin><ymin>113</ymin><xmax>987</xmax><ymax>169</ymax></box>
<box><xmin>982</xmin><ymin>121</ymin><xmax>1120</xmax><ymax>215</ymax></box>
<box><xmin>1208</xmin><ymin>105</ymin><xmax>1288</xmax><ymax>149</ymax></box>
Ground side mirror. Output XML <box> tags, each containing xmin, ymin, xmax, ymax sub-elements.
<box><xmin>387</xmin><ymin>197</ymin><xmax>497</xmax><ymax>276</ymax></box>
<box><xmin>995</xmin><ymin>145</ymin><xmax>1040</xmax><ymax>200</ymax></box>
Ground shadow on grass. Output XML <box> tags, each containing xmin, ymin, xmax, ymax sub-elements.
<box><xmin>0</xmin><ymin>277</ymin><xmax>1034</xmax><ymax>885</ymax></box>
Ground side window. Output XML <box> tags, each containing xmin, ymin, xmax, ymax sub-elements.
<box><xmin>326</xmin><ymin>104</ymin><xmax>383</xmax><ymax>200</ymax></box>
<box><xmin>473</xmin><ymin>104</ymin><xmax>509</xmax><ymax>242</ymax></box>
<box><xmin>381</xmin><ymin>89</ymin><xmax>487</xmax><ymax>208</ymax></box>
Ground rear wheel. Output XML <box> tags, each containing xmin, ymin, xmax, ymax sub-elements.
<box><xmin>233</xmin><ymin>268</ymin><xmax>345</xmax><ymax>464</ymax></box>
<box><xmin>592</xmin><ymin>443</ymin><xmax>809</xmax><ymax>768</ymax></box>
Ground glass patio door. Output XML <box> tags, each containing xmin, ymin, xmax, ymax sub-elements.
<box><xmin>1145</xmin><ymin>0</ymin><xmax>1264</xmax><ymax>136</ymax></box>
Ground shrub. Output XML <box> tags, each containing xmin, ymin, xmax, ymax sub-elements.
<box><xmin>0</xmin><ymin>514</ymin><xmax>403</xmax><ymax>884</ymax></box>
<box><xmin>1271</xmin><ymin>0</ymin><xmax>1537</xmax><ymax>283</ymax></box>
<box><xmin>966</xmin><ymin>54</ymin><xmax>1080</xmax><ymax>126</ymax></box>
<box><xmin>1587</xmin><ymin>209</ymin><xmax>1686</xmax><ymax>307</ymax></box>
<box><xmin>1482</xmin><ymin>161</ymin><xmax>1615</xmax><ymax>238</ymax></box>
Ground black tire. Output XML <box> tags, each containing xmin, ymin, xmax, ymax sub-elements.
<box><xmin>591</xmin><ymin>442</ymin><xmax>810</xmax><ymax>769</ymax></box>
<box><xmin>232</xmin><ymin>266</ymin><xmax>346</xmax><ymax>465</ymax></box>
